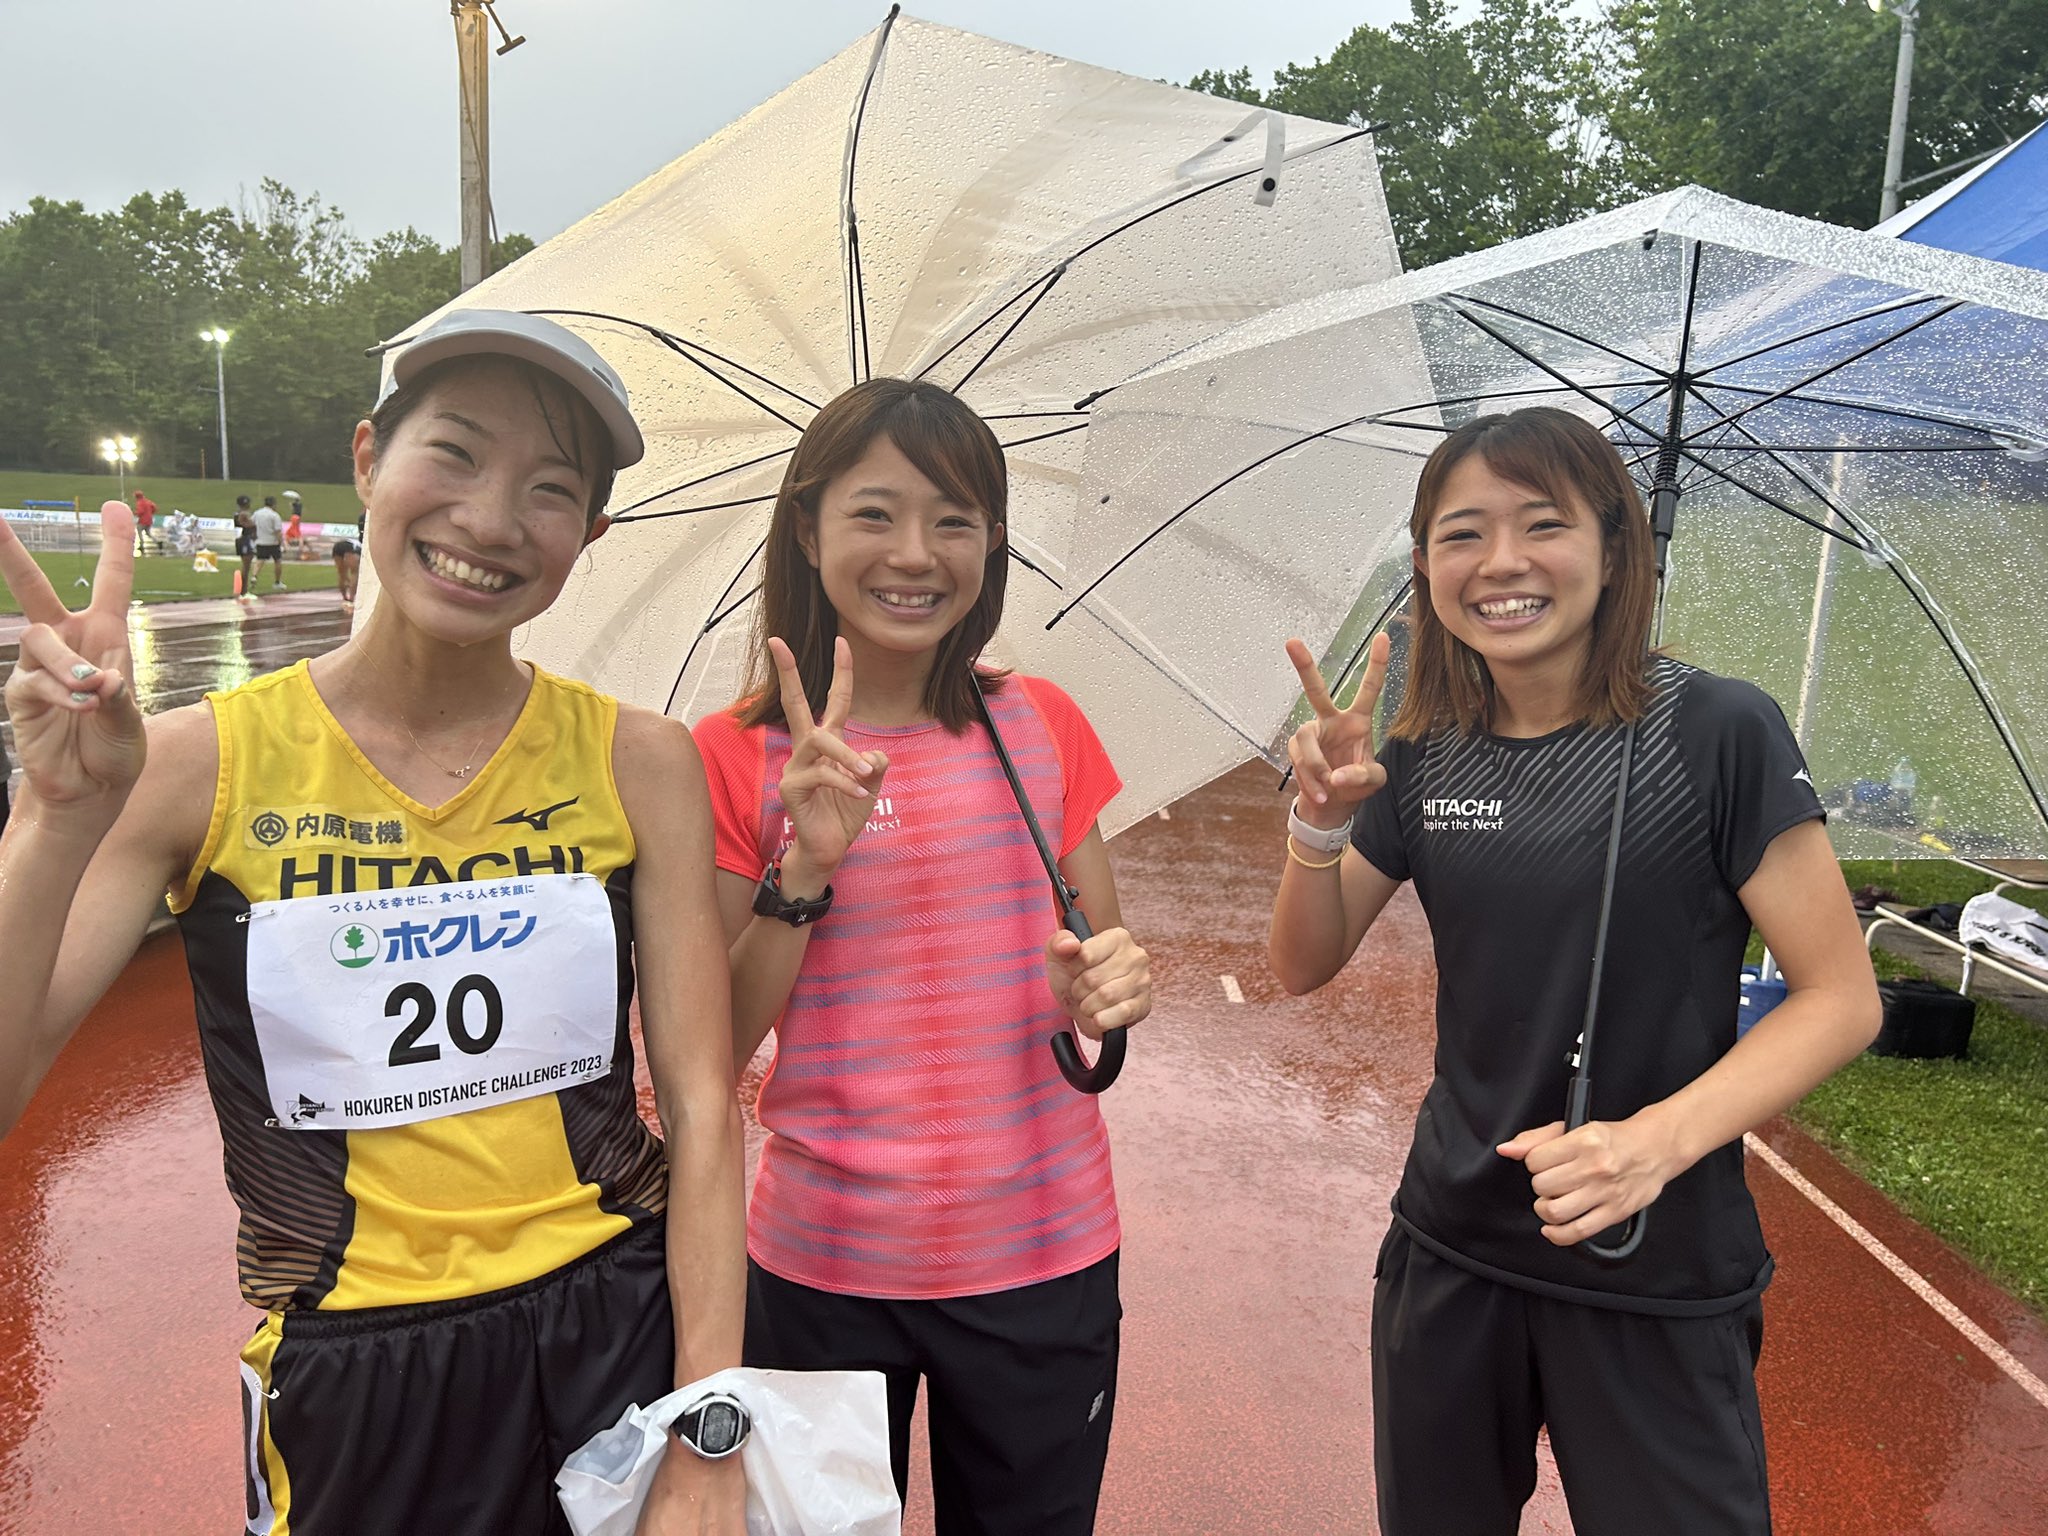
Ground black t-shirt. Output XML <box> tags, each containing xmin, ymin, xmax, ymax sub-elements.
<box><xmin>1353</xmin><ymin>658</ymin><xmax>1823</xmax><ymax>1314</ymax></box>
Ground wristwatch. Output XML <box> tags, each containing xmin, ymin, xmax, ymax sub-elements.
<box><xmin>668</xmin><ymin>1391</ymin><xmax>751</xmax><ymax>1460</ymax></box>
<box><xmin>752</xmin><ymin>858</ymin><xmax>834</xmax><ymax>926</ymax></box>
<box><xmin>1287</xmin><ymin>795</ymin><xmax>1354</xmax><ymax>854</ymax></box>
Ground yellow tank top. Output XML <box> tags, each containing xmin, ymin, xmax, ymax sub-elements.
<box><xmin>173</xmin><ymin>660</ymin><xmax>667</xmax><ymax>1311</ymax></box>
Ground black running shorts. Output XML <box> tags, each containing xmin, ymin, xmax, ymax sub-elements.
<box><xmin>239</xmin><ymin>1220</ymin><xmax>674</xmax><ymax>1535</ymax></box>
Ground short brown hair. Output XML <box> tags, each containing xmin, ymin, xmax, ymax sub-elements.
<box><xmin>740</xmin><ymin>378</ymin><xmax>1009</xmax><ymax>733</ymax></box>
<box><xmin>1389</xmin><ymin>407</ymin><xmax>1656</xmax><ymax>740</ymax></box>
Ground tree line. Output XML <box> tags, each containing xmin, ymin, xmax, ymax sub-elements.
<box><xmin>3</xmin><ymin>0</ymin><xmax>2041</xmax><ymax>482</ymax></box>
<box><xmin>0</xmin><ymin>181</ymin><xmax>530</xmax><ymax>483</ymax></box>
<box><xmin>1191</xmin><ymin>0</ymin><xmax>2046</xmax><ymax>270</ymax></box>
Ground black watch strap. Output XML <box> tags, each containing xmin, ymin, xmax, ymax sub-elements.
<box><xmin>752</xmin><ymin>859</ymin><xmax>833</xmax><ymax>926</ymax></box>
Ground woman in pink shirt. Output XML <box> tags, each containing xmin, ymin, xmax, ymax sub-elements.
<box><xmin>693</xmin><ymin>378</ymin><xmax>1152</xmax><ymax>1534</ymax></box>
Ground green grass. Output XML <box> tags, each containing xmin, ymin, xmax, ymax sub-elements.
<box><xmin>0</xmin><ymin>549</ymin><xmax>326</xmax><ymax>614</ymax></box>
<box><xmin>0</xmin><ymin>469</ymin><xmax>360</xmax><ymax>528</ymax></box>
<box><xmin>1790</xmin><ymin>951</ymin><xmax>2048</xmax><ymax>1317</ymax></box>
<box><xmin>1740</xmin><ymin>859</ymin><xmax>2048</xmax><ymax>1317</ymax></box>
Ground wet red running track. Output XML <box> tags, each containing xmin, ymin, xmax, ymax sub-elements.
<box><xmin>4</xmin><ymin>615</ymin><xmax>2047</xmax><ymax>1533</ymax></box>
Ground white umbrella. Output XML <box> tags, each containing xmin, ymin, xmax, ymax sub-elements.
<box><xmin>362</xmin><ymin>8</ymin><xmax>1403</xmax><ymax>832</ymax></box>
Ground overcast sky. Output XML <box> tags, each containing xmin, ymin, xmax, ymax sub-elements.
<box><xmin>11</xmin><ymin>0</ymin><xmax>1410</xmax><ymax>248</ymax></box>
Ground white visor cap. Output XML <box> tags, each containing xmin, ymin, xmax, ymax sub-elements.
<box><xmin>379</xmin><ymin>309</ymin><xmax>645</xmax><ymax>469</ymax></box>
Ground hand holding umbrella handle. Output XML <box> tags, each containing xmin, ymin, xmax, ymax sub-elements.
<box><xmin>1563</xmin><ymin>1074</ymin><xmax>1648</xmax><ymax>1261</ymax></box>
<box><xmin>1049</xmin><ymin>907</ymin><xmax>1127</xmax><ymax>1094</ymax></box>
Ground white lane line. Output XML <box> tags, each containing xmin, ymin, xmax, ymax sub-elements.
<box><xmin>1220</xmin><ymin>974</ymin><xmax>1244</xmax><ymax>1004</ymax></box>
<box><xmin>1745</xmin><ymin>1132</ymin><xmax>2048</xmax><ymax>1413</ymax></box>
<box><xmin>1157</xmin><ymin>806</ymin><xmax>1172</xmax><ymax>821</ymax></box>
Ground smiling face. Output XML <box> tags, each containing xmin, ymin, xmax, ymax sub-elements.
<box><xmin>800</xmin><ymin>432</ymin><xmax>1002</xmax><ymax>678</ymax></box>
<box><xmin>1416</xmin><ymin>453</ymin><xmax>1610</xmax><ymax>694</ymax></box>
<box><xmin>353</xmin><ymin>359</ymin><xmax>606</xmax><ymax>646</ymax></box>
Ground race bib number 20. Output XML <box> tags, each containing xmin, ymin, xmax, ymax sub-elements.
<box><xmin>246</xmin><ymin>873</ymin><xmax>619</xmax><ymax>1131</ymax></box>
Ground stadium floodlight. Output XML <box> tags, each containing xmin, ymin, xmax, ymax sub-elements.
<box><xmin>99</xmin><ymin>434</ymin><xmax>139</xmax><ymax>502</ymax></box>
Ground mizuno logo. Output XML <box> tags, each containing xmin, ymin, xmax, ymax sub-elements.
<box><xmin>1793</xmin><ymin>770</ymin><xmax>1813</xmax><ymax>787</ymax></box>
<box><xmin>496</xmin><ymin>796</ymin><xmax>580</xmax><ymax>832</ymax></box>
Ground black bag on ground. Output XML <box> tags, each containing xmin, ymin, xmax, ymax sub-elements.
<box><xmin>1870</xmin><ymin>978</ymin><xmax>1976</xmax><ymax>1060</ymax></box>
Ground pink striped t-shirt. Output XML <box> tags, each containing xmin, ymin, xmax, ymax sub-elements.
<box><xmin>694</xmin><ymin>674</ymin><xmax>1124</xmax><ymax>1300</ymax></box>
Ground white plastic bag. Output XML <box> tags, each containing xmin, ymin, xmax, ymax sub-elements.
<box><xmin>556</xmin><ymin>1366</ymin><xmax>900</xmax><ymax>1536</ymax></box>
<box><xmin>1960</xmin><ymin>891</ymin><xmax>2048</xmax><ymax>978</ymax></box>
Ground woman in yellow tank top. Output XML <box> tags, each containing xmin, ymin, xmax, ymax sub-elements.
<box><xmin>0</xmin><ymin>312</ymin><xmax>748</xmax><ymax>1536</ymax></box>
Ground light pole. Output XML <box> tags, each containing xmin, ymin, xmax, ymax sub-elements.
<box><xmin>1871</xmin><ymin>0</ymin><xmax>1921</xmax><ymax>222</ymax></box>
<box><xmin>99</xmin><ymin>435</ymin><xmax>139</xmax><ymax>503</ymax></box>
<box><xmin>200</xmin><ymin>328</ymin><xmax>231</xmax><ymax>479</ymax></box>
<box><xmin>452</xmin><ymin>1</ymin><xmax>525</xmax><ymax>292</ymax></box>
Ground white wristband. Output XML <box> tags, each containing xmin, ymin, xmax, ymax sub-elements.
<box><xmin>1288</xmin><ymin>795</ymin><xmax>1354</xmax><ymax>854</ymax></box>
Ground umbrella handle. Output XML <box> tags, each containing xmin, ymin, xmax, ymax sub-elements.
<box><xmin>1048</xmin><ymin>908</ymin><xmax>1127</xmax><ymax>1094</ymax></box>
<box><xmin>1564</xmin><ymin>1073</ymin><xmax>1648</xmax><ymax>1260</ymax></box>
<box><xmin>1580</xmin><ymin>1211</ymin><xmax>1647</xmax><ymax>1261</ymax></box>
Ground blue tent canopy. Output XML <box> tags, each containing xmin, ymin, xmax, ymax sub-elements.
<box><xmin>1887</xmin><ymin>121</ymin><xmax>2048</xmax><ymax>272</ymax></box>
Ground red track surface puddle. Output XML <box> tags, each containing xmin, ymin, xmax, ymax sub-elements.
<box><xmin>5</xmin><ymin>763</ymin><xmax>2047</xmax><ymax>1533</ymax></box>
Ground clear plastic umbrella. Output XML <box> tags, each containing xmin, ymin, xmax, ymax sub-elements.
<box><xmin>363</xmin><ymin>7</ymin><xmax>1401</xmax><ymax>834</ymax></box>
<box><xmin>1070</xmin><ymin>185</ymin><xmax>2048</xmax><ymax>858</ymax></box>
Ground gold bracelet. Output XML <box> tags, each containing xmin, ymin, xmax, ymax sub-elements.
<box><xmin>1286</xmin><ymin>836</ymin><xmax>1345</xmax><ymax>870</ymax></box>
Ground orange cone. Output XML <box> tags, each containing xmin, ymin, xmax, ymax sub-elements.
<box><xmin>232</xmin><ymin>569</ymin><xmax>243</xmax><ymax>598</ymax></box>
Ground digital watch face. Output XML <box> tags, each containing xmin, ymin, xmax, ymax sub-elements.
<box><xmin>699</xmin><ymin>1401</ymin><xmax>740</xmax><ymax>1454</ymax></box>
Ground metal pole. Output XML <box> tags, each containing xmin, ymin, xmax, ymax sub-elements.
<box><xmin>1877</xmin><ymin>0</ymin><xmax>1920</xmax><ymax>222</ymax></box>
<box><xmin>214</xmin><ymin>341</ymin><xmax>231</xmax><ymax>480</ymax></box>
<box><xmin>454</xmin><ymin>1</ymin><xmax>491</xmax><ymax>291</ymax></box>
<box><xmin>1793</xmin><ymin>453</ymin><xmax>1847</xmax><ymax>752</ymax></box>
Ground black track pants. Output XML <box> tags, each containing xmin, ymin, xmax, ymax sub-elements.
<box><xmin>744</xmin><ymin>1252</ymin><xmax>1121</xmax><ymax>1536</ymax></box>
<box><xmin>1372</xmin><ymin>1226</ymin><xmax>1772</xmax><ymax>1536</ymax></box>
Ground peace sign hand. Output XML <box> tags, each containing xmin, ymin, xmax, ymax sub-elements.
<box><xmin>770</xmin><ymin>636</ymin><xmax>888</xmax><ymax>884</ymax></box>
<box><xmin>1285</xmin><ymin>631</ymin><xmax>1391</xmax><ymax>828</ymax></box>
<box><xmin>0</xmin><ymin>502</ymin><xmax>146</xmax><ymax>827</ymax></box>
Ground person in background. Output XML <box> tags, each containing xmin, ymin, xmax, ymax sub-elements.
<box><xmin>133</xmin><ymin>491</ymin><xmax>158</xmax><ymax>556</ymax></box>
<box><xmin>282</xmin><ymin>492</ymin><xmax>306</xmax><ymax>561</ymax></box>
<box><xmin>233</xmin><ymin>494</ymin><xmax>257</xmax><ymax>597</ymax></box>
<box><xmin>252</xmin><ymin>496</ymin><xmax>287</xmax><ymax>593</ymax></box>
<box><xmin>333</xmin><ymin>508</ymin><xmax>363</xmax><ymax>615</ymax></box>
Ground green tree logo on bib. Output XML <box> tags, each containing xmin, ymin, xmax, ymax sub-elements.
<box><xmin>330</xmin><ymin>924</ymin><xmax>377</xmax><ymax>968</ymax></box>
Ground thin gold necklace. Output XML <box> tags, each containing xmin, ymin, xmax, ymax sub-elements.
<box><xmin>362</xmin><ymin>660</ymin><xmax>525</xmax><ymax>781</ymax></box>
<box><xmin>398</xmin><ymin>713</ymin><xmax>499</xmax><ymax>780</ymax></box>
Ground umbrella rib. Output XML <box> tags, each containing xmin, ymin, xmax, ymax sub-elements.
<box><xmin>1688</xmin><ymin>380</ymin><xmax>2014</xmax><ymax>444</ymax></box>
<box><xmin>950</xmin><ymin>264</ymin><xmax>1070</xmax><ymax>394</ymax></box>
<box><xmin>609</xmin><ymin>443</ymin><xmax>800</xmax><ymax>520</ymax></box>
<box><xmin>1445</xmin><ymin>292</ymin><xmax>1668</xmax><ymax>379</ymax></box>
<box><xmin>1004</xmin><ymin>543</ymin><xmax>1063</xmax><ymax>590</ymax></box>
<box><xmin>1373</xmin><ymin>379</ymin><xmax>1668</xmax><ymax>425</ymax></box>
<box><xmin>1705</xmin><ymin>411</ymin><xmax>2048</xmax><ymax>836</ymax></box>
<box><xmin>841</xmin><ymin>5</ymin><xmax>900</xmax><ymax>386</ymax></box>
<box><xmin>998</xmin><ymin>421</ymin><xmax>1091</xmax><ymax>452</ymax></box>
<box><xmin>1677</xmin><ymin>301</ymin><xmax>1965</xmax><ymax>447</ymax></box>
<box><xmin>665</xmin><ymin>537</ymin><xmax>769</xmax><ymax>716</ymax></box>
<box><xmin>1661</xmin><ymin>451</ymin><xmax>1867</xmax><ymax>550</ymax></box>
<box><xmin>1692</xmin><ymin>293</ymin><xmax>1951</xmax><ymax>381</ymax></box>
<box><xmin>1442</xmin><ymin>302</ymin><xmax>1676</xmax><ymax>446</ymax></box>
<box><xmin>1047</xmin><ymin>406</ymin><xmax>1403</xmax><ymax>627</ymax></box>
<box><xmin>913</xmin><ymin>125</ymin><xmax>1377</xmax><ymax>391</ymax></box>
<box><xmin>530</xmin><ymin>308</ymin><xmax>820</xmax><ymax>417</ymax></box>
<box><xmin>610</xmin><ymin>493</ymin><xmax>779</xmax><ymax>526</ymax></box>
